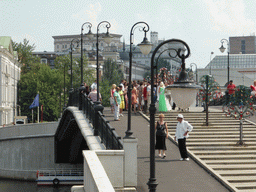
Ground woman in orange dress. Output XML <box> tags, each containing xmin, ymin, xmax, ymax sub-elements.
<box><xmin>131</xmin><ymin>86</ymin><xmax>137</xmax><ymax>114</ymax></box>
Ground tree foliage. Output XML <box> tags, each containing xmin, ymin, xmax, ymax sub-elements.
<box><xmin>102</xmin><ymin>58</ymin><xmax>124</xmax><ymax>86</ymax></box>
<box><xmin>101</xmin><ymin>59</ymin><xmax>124</xmax><ymax>107</ymax></box>
<box><xmin>54</xmin><ymin>54</ymin><xmax>95</xmax><ymax>89</ymax></box>
<box><xmin>18</xmin><ymin>63</ymin><xmax>63</xmax><ymax>121</ymax></box>
<box><xmin>199</xmin><ymin>75</ymin><xmax>222</xmax><ymax>104</ymax></box>
<box><xmin>12</xmin><ymin>38</ymin><xmax>40</xmax><ymax>74</ymax></box>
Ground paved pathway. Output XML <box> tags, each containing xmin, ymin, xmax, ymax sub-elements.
<box><xmin>103</xmin><ymin>107</ymin><xmax>230</xmax><ymax>192</ymax></box>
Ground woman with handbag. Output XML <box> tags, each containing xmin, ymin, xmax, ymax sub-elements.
<box><xmin>155</xmin><ymin>113</ymin><xmax>168</xmax><ymax>159</ymax></box>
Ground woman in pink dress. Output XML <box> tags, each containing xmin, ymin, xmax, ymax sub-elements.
<box><xmin>131</xmin><ymin>86</ymin><xmax>138</xmax><ymax>114</ymax></box>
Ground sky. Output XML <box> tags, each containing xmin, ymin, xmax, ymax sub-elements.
<box><xmin>1</xmin><ymin>0</ymin><xmax>256</xmax><ymax>69</ymax></box>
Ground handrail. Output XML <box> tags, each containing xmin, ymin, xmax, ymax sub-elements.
<box><xmin>69</xmin><ymin>88</ymin><xmax>123</xmax><ymax>150</ymax></box>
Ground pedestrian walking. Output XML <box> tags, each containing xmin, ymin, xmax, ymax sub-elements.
<box><xmin>118</xmin><ymin>84</ymin><xmax>125</xmax><ymax>117</ymax></box>
<box><xmin>174</xmin><ymin>114</ymin><xmax>193</xmax><ymax>161</ymax></box>
<box><xmin>155</xmin><ymin>113</ymin><xmax>168</xmax><ymax>159</ymax></box>
<box><xmin>113</xmin><ymin>87</ymin><xmax>121</xmax><ymax>121</ymax></box>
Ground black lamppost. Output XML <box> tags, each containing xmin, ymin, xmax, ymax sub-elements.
<box><xmin>96</xmin><ymin>21</ymin><xmax>113</xmax><ymax>102</ymax></box>
<box><xmin>81</xmin><ymin>22</ymin><xmax>93</xmax><ymax>84</ymax></box>
<box><xmin>69</xmin><ymin>38</ymin><xmax>80</xmax><ymax>106</ymax></box>
<box><xmin>190</xmin><ymin>63</ymin><xmax>198</xmax><ymax>84</ymax></box>
<box><xmin>125</xmin><ymin>22</ymin><xmax>152</xmax><ymax>139</ymax></box>
<box><xmin>209</xmin><ymin>52</ymin><xmax>214</xmax><ymax>75</ymax></box>
<box><xmin>219</xmin><ymin>39</ymin><xmax>230</xmax><ymax>83</ymax></box>
<box><xmin>149</xmin><ymin>39</ymin><xmax>200</xmax><ymax>191</ymax></box>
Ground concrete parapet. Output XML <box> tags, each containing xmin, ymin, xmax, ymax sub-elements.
<box><xmin>123</xmin><ymin>138</ymin><xmax>138</xmax><ymax>187</ymax></box>
<box><xmin>83</xmin><ymin>151</ymin><xmax>115</xmax><ymax>192</ymax></box>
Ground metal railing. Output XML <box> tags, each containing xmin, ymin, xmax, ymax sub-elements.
<box><xmin>68</xmin><ymin>88</ymin><xmax>123</xmax><ymax>150</ymax></box>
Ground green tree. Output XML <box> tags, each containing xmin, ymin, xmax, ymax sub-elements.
<box><xmin>100</xmin><ymin>59</ymin><xmax>124</xmax><ymax>107</ymax></box>
<box><xmin>12</xmin><ymin>38</ymin><xmax>40</xmax><ymax>74</ymax></box>
<box><xmin>102</xmin><ymin>58</ymin><xmax>124</xmax><ymax>86</ymax></box>
<box><xmin>199</xmin><ymin>75</ymin><xmax>221</xmax><ymax>104</ymax></box>
<box><xmin>54</xmin><ymin>54</ymin><xmax>95</xmax><ymax>89</ymax></box>
<box><xmin>18</xmin><ymin>63</ymin><xmax>63</xmax><ymax>121</ymax></box>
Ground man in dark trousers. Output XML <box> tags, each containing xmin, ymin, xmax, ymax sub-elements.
<box><xmin>174</xmin><ymin>114</ymin><xmax>193</xmax><ymax>161</ymax></box>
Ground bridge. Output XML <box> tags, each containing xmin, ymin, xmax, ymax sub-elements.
<box><xmin>1</xmin><ymin>88</ymin><xmax>253</xmax><ymax>191</ymax></box>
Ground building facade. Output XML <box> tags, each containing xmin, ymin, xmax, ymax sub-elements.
<box><xmin>201</xmin><ymin>54</ymin><xmax>256</xmax><ymax>86</ymax></box>
<box><xmin>230</xmin><ymin>35</ymin><xmax>256</xmax><ymax>54</ymax></box>
<box><xmin>32</xmin><ymin>51</ymin><xmax>57</xmax><ymax>69</ymax></box>
<box><xmin>0</xmin><ymin>37</ymin><xmax>21</xmax><ymax>125</ymax></box>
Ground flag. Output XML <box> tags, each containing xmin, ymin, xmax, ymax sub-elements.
<box><xmin>29</xmin><ymin>94</ymin><xmax>39</xmax><ymax>109</ymax></box>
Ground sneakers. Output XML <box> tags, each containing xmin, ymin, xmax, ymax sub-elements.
<box><xmin>119</xmin><ymin>114</ymin><xmax>123</xmax><ymax>117</ymax></box>
<box><xmin>180</xmin><ymin>158</ymin><xmax>189</xmax><ymax>161</ymax></box>
<box><xmin>180</xmin><ymin>158</ymin><xmax>184</xmax><ymax>161</ymax></box>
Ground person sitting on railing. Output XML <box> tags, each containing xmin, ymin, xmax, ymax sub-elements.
<box><xmin>88</xmin><ymin>88</ymin><xmax>102</xmax><ymax>103</ymax></box>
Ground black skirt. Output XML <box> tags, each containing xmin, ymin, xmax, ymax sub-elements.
<box><xmin>155</xmin><ymin>135</ymin><xmax>167</xmax><ymax>150</ymax></box>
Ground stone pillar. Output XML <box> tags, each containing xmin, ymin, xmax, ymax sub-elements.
<box><xmin>123</xmin><ymin>138</ymin><xmax>138</xmax><ymax>187</ymax></box>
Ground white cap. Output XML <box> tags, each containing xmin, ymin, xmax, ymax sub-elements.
<box><xmin>177</xmin><ymin>114</ymin><xmax>184</xmax><ymax>119</ymax></box>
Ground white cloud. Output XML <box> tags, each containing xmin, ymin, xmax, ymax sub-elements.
<box><xmin>72</xmin><ymin>2</ymin><xmax>101</xmax><ymax>27</ymax></box>
<box><xmin>204</xmin><ymin>0</ymin><xmax>255</xmax><ymax>35</ymax></box>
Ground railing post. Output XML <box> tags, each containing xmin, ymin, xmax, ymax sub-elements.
<box><xmin>68</xmin><ymin>88</ymin><xmax>74</xmax><ymax>106</ymax></box>
<box><xmin>79</xmin><ymin>83</ymin><xmax>85</xmax><ymax>110</ymax></box>
<box><xmin>94</xmin><ymin>101</ymin><xmax>104</xmax><ymax>136</ymax></box>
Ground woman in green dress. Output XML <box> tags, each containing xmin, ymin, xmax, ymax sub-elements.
<box><xmin>158</xmin><ymin>82</ymin><xmax>168</xmax><ymax>112</ymax></box>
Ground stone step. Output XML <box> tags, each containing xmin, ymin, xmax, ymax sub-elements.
<box><xmin>224</xmin><ymin>176</ymin><xmax>256</xmax><ymax>182</ymax></box>
<box><xmin>211</xmin><ymin>164</ymin><xmax>256</xmax><ymax>170</ymax></box>
<box><xmin>218</xmin><ymin>170</ymin><xmax>256</xmax><ymax>176</ymax></box>
<box><xmin>186</xmin><ymin>142</ymin><xmax>256</xmax><ymax>146</ymax></box>
<box><xmin>197</xmin><ymin>154</ymin><xmax>256</xmax><ymax>160</ymax></box>
<box><xmin>187</xmin><ymin>138</ymin><xmax>256</xmax><ymax>142</ymax></box>
<box><xmin>189</xmin><ymin>146</ymin><xmax>256</xmax><ymax>151</ymax></box>
<box><xmin>192</xmin><ymin>150</ymin><xmax>256</xmax><ymax>155</ymax></box>
<box><xmin>231</xmin><ymin>182</ymin><xmax>256</xmax><ymax>190</ymax></box>
<box><xmin>168</xmin><ymin>129</ymin><xmax>256</xmax><ymax>133</ymax></box>
<box><xmin>188</xmin><ymin>135</ymin><xmax>256</xmax><ymax>139</ymax></box>
<box><xmin>204</xmin><ymin>159</ymin><xmax>256</xmax><ymax>165</ymax></box>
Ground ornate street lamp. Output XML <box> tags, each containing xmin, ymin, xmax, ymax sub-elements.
<box><xmin>190</xmin><ymin>63</ymin><xmax>198</xmax><ymax>84</ymax></box>
<box><xmin>80</xmin><ymin>22</ymin><xmax>93</xmax><ymax>84</ymax></box>
<box><xmin>96</xmin><ymin>21</ymin><xmax>113</xmax><ymax>102</ymax></box>
<box><xmin>69</xmin><ymin>38</ymin><xmax>80</xmax><ymax>106</ymax></box>
<box><xmin>219</xmin><ymin>39</ymin><xmax>230</xmax><ymax>83</ymax></box>
<box><xmin>148</xmin><ymin>39</ymin><xmax>200</xmax><ymax>191</ymax></box>
<box><xmin>124</xmin><ymin>22</ymin><xmax>152</xmax><ymax>139</ymax></box>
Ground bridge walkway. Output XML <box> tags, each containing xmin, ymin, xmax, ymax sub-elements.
<box><xmin>103</xmin><ymin>107</ymin><xmax>230</xmax><ymax>192</ymax></box>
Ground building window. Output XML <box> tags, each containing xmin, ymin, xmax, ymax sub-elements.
<box><xmin>41</xmin><ymin>58</ymin><xmax>47</xmax><ymax>64</ymax></box>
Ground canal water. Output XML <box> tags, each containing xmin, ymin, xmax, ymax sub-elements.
<box><xmin>0</xmin><ymin>179</ymin><xmax>72</xmax><ymax>192</ymax></box>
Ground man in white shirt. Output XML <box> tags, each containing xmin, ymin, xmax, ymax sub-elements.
<box><xmin>174</xmin><ymin>114</ymin><xmax>193</xmax><ymax>161</ymax></box>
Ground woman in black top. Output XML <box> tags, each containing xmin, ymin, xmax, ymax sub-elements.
<box><xmin>155</xmin><ymin>113</ymin><xmax>168</xmax><ymax>158</ymax></box>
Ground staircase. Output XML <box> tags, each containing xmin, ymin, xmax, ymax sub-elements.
<box><xmin>144</xmin><ymin>109</ymin><xmax>256</xmax><ymax>192</ymax></box>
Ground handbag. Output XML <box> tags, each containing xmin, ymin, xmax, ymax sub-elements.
<box><xmin>110</xmin><ymin>97</ymin><xmax>114</xmax><ymax>105</ymax></box>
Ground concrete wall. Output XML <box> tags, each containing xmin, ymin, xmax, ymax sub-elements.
<box><xmin>0</xmin><ymin>122</ymin><xmax>82</xmax><ymax>180</ymax></box>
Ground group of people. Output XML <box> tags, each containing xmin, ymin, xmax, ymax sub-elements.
<box><xmin>110</xmin><ymin>79</ymin><xmax>175</xmax><ymax>121</ymax></box>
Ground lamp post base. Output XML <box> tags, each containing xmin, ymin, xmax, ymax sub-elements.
<box><xmin>147</xmin><ymin>178</ymin><xmax>158</xmax><ymax>192</ymax></box>
<box><xmin>124</xmin><ymin>130</ymin><xmax>135</xmax><ymax>139</ymax></box>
